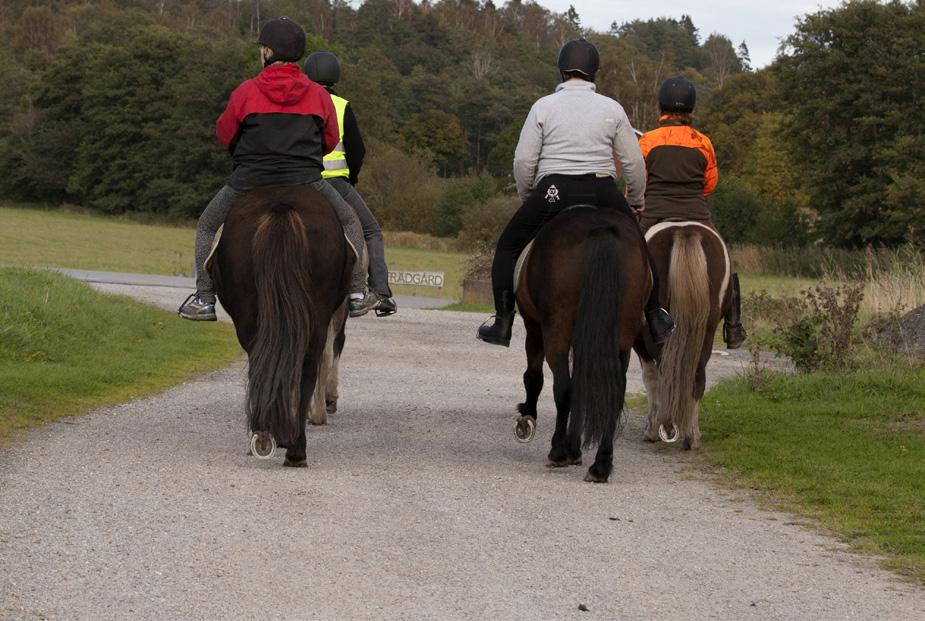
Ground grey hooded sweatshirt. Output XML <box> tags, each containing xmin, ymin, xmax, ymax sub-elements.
<box><xmin>512</xmin><ymin>80</ymin><xmax>646</xmax><ymax>206</ymax></box>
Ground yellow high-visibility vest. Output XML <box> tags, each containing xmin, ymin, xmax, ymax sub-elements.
<box><xmin>322</xmin><ymin>94</ymin><xmax>350</xmax><ymax>179</ymax></box>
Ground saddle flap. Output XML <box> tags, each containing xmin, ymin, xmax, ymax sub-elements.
<box><xmin>514</xmin><ymin>239</ymin><xmax>535</xmax><ymax>293</ymax></box>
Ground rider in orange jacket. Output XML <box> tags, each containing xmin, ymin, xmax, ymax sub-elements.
<box><xmin>637</xmin><ymin>77</ymin><xmax>746</xmax><ymax>348</ymax></box>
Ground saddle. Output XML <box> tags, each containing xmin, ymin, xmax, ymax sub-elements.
<box><xmin>513</xmin><ymin>204</ymin><xmax>598</xmax><ymax>292</ymax></box>
<box><xmin>203</xmin><ymin>224</ymin><xmax>360</xmax><ymax>273</ymax></box>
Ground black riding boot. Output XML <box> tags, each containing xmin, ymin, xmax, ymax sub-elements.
<box><xmin>723</xmin><ymin>272</ymin><xmax>747</xmax><ymax>349</ymax></box>
<box><xmin>477</xmin><ymin>289</ymin><xmax>516</xmax><ymax>347</ymax></box>
<box><xmin>644</xmin><ymin>249</ymin><xmax>675</xmax><ymax>344</ymax></box>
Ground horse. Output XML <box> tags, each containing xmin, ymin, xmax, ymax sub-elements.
<box><xmin>635</xmin><ymin>221</ymin><xmax>731</xmax><ymax>450</ymax></box>
<box><xmin>209</xmin><ymin>184</ymin><xmax>354</xmax><ymax>467</ymax></box>
<box><xmin>514</xmin><ymin>206</ymin><xmax>651</xmax><ymax>483</ymax></box>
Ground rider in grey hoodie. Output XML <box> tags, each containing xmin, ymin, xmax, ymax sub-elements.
<box><xmin>476</xmin><ymin>38</ymin><xmax>674</xmax><ymax>347</ymax></box>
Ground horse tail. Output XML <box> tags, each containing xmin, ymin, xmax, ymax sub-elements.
<box><xmin>246</xmin><ymin>203</ymin><xmax>314</xmax><ymax>445</ymax></box>
<box><xmin>570</xmin><ymin>228</ymin><xmax>627</xmax><ymax>448</ymax></box>
<box><xmin>657</xmin><ymin>231</ymin><xmax>710</xmax><ymax>441</ymax></box>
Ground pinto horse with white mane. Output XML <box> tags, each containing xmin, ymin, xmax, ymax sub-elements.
<box><xmin>636</xmin><ymin>220</ymin><xmax>732</xmax><ymax>450</ymax></box>
<box><xmin>209</xmin><ymin>185</ymin><xmax>353</xmax><ymax>466</ymax></box>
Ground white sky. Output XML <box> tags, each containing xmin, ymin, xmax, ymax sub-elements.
<box><xmin>537</xmin><ymin>1</ymin><xmax>845</xmax><ymax>68</ymax></box>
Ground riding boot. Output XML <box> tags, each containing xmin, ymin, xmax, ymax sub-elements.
<box><xmin>477</xmin><ymin>289</ymin><xmax>516</xmax><ymax>347</ymax></box>
<box><xmin>644</xmin><ymin>247</ymin><xmax>675</xmax><ymax>344</ymax></box>
<box><xmin>723</xmin><ymin>272</ymin><xmax>747</xmax><ymax>349</ymax></box>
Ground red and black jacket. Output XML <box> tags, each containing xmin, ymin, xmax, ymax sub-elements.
<box><xmin>216</xmin><ymin>64</ymin><xmax>339</xmax><ymax>192</ymax></box>
<box><xmin>638</xmin><ymin>115</ymin><xmax>718</xmax><ymax>221</ymax></box>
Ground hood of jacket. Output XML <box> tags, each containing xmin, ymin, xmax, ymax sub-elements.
<box><xmin>254</xmin><ymin>64</ymin><xmax>311</xmax><ymax>105</ymax></box>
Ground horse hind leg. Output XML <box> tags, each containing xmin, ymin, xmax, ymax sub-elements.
<box><xmin>548</xmin><ymin>351</ymin><xmax>581</xmax><ymax>467</ymax></box>
<box><xmin>325</xmin><ymin>302</ymin><xmax>347</xmax><ymax>415</ymax></box>
<box><xmin>515</xmin><ymin>315</ymin><xmax>544</xmax><ymax>442</ymax></box>
<box><xmin>640</xmin><ymin>357</ymin><xmax>661</xmax><ymax>442</ymax></box>
<box><xmin>683</xmin><ymin>345</ymin><xmax>711</xmax><ymax>450</ymax></box>
<box><xmin>310</xmin><ymin>315</ymin><xmax>339</xmax><ymax>426</ymax></box>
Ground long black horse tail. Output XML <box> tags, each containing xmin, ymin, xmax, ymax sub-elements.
<box><xmin>247</xmin><ymin>203</ymin><xmax>315</xmax><ymax>445</ymax></box>
<box><xmin>570</xmin><ymin>227</ymin><xmax>627</xmax><ymax>448</ymax></box>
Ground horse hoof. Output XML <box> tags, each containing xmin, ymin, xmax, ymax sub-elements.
<box><xmin>283</xmin><ymin>458</ymin><xmax>308</xmax><ymax>468</ymax></box>
<box><xmin>326</xmin><ymin>399</ymin><xmax>338</xmax><ymax>414</ymax></box>
<box><xmin>584</xmin><ymin>469</ymin><xmax>609</xmax><ymax>483</ymax></box>
<box><xmin>250</xmin><ymin>432</ymin><xmax>276</xmax><ymax>459</ymax></box>
<box><xmin>658</xmin><ymin>423</ymin><xmax>680</xmax><ymax>443</ymax></box>
<box><xmin>514</xmin><ymin>416</ymin><xmax>536</xmax><ymax>443</ymax></box>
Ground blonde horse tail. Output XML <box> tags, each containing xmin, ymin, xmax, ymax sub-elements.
<box><xmin>657</xmin><ymin>231</ymin><xmax>710</xmax><ymax>446</ymax></box>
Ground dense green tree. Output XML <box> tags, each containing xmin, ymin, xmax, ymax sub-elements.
<box><xmin>402</xmin><ymin>109</ymin><xmax>469</xmax><ymax>175</ymax></box>
<box><xmin>777</xmin><ymin>0</ymin><xmax>925</xmax><ymax>247</ymax></box>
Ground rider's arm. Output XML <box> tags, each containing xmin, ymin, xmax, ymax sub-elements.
<box><xmin>216</xmin><ymin>88</ymin><xmax>244</xmax><ymax>151</ymax></box>
<box><xmin>342</xmin><ymin>104</ymin><xmax>366</xmax><ymax>185</ymax></box>
<box><xmin>513</xmin><ymin>105</ymin><xmax>542</xmax><ymax>202</ymax></box>
<box><xmin>703</xmin><ymin>136</ymin><xmax>718</xmax><ymax>198</ymax></box>
<box><xmin>612</xmin><ymin>110</ymin><xmax>646</xmax><ymax>208</ymax></box>
<box><xmin>316</xmin><ymin>86</ymin><xmax>340</xmax><ymax>156</ymax></box>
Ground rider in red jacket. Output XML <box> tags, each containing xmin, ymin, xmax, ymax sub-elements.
<box><xmin>179</xmin><ymin>17</ymin><xmax>375</xmax><ymax>321</ymax></box>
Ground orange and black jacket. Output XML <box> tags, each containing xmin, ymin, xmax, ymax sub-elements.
<box><xmin>638</xmin><ymin>115</ymin><xmax>718</xmax><ymax>221</ymax></box>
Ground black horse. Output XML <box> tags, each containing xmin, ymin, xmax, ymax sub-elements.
<box><xmin>514</xmin><ymin>207</ymin><xmax>650</xmax><ymax>482</ymax></box>
<box><xmin>210</xmin><ymin>185</ymin><xmax>353</xmax><ymax>467</ymax></box>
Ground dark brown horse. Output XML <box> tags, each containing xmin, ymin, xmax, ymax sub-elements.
<box><xmin>514</xmin><ymin>207</ymin><xmax>650</xmax><ymax>483</ymax></box>
<box><xmin>635</xmin><ymin>221</ymin><xmax>731</xmax><ymax>450</ymax></box>
<box><xmin>209</xmin><ymin>185</ymin><xmax>354</xmax><ymax>467</ymax></box>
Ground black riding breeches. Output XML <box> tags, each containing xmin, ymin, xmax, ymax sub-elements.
<box><xmin>490</xmin><ymin>174</ymin><xmax>662</xmax><ymax>312</ymax></box>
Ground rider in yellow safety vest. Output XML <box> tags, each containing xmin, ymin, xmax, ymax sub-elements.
<box><xmin>304</xmin><ymin>51</ymin><xmax>397</xmax><ymax>317</ymax></box>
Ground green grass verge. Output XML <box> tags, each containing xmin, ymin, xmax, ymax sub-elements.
<box><xmin>0</xmin><ymin>204</ymin><xmax>198</xmax><ymax>276</ymax></box>
<box><xmin>0</xmin><ymin>268</ymin><xmax>241</xmax><ymax>445</ymax></box>
<box><xmin>1</xmin><ymin>203</ymin><xmax>467</xmax><ymax>300</ymax></box>
<box><xmin>701</xmin><ymin>361</ymin><xmax>925</xmax><ymax>581</ymax></box>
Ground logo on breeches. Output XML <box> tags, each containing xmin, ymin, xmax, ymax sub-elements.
<box><xmin>544</xmin><ymin>185</ymin><xmax>560</xmax><ymax>203</ymax></box>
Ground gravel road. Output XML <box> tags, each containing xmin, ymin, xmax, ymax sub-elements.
<box><xmin>0</xmin><ymin>281</ymin><xmax>922</xmax><ymax>620</ymax></box>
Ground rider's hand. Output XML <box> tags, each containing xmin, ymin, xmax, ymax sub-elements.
<box><xmin>631</xmin><ymin>204</ymin><xmax>645</xmax><ymax>214</ymax></box>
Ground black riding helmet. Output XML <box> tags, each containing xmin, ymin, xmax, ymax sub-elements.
<box><xmin>557</xmin><ymin>38</ymin><xmax>600</xmax><ymax>81</ymax></box>
<box><xmin>304</xmin><ymin>51</ymin><xmax>341</xmax><ymax>86</ymax></box>
<box><xmin>657</xmin><ymin>76</ymin><xmax>696</xmax><ymax>113</ymax></box>
<box><xmin>258</xmin><ymin>16</ymin><xmax>306</xmax><ymax>65</ymax></box>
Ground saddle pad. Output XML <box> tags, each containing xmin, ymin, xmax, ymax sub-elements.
<box><xmin>514</xmin><ymin>240</ymin><xmax>534</xmax><ymax>293</ymax></box>
<box><xmin>203</xmin><ymin>224</ymin><xmax>359</xmax><ymax>273</ymax></box>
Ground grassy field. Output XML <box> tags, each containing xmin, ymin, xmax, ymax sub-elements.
<box><xmin>701</xmin><ymin>361</ymin><xmax>925</xmax><ymax>581</ymax></box>
<box><xmin>0</xmin><ymin>268</ymin><xmax>241</xmax><ymax>445</ymax></box>
<box><xmin>0</xmin><ymin>204</ymin><xmax>467</xmax><ymax>299</ymax></box>
<box><xmin>0</xmin><ymin>204</ymin><xmax>198</xmax><ymax>276</ymax></box>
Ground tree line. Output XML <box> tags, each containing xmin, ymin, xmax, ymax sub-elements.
<box><xmin>0</xmin><ymin>0</ymin><xmax>920</xmax><ymax>249</ymax></box>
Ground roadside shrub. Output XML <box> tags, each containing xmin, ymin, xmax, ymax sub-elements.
<box><xmin>770</xmin><ymin>283</ymin><xmax>864</xmax><ymax>372</ymax></box>
<box><xmin>432</xmin><ymin>174</ymin><xmax>498</xmax><ymax>237</ymax></box>
<box><xmin>359</xmin><ymin>139</ymin><xmax>445</xmax><ymax>234</ymax></box>
<box><xmin>457</xmin><ymin>194</ymin><xmax>518</xmax><ymax>251</ymax></box>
